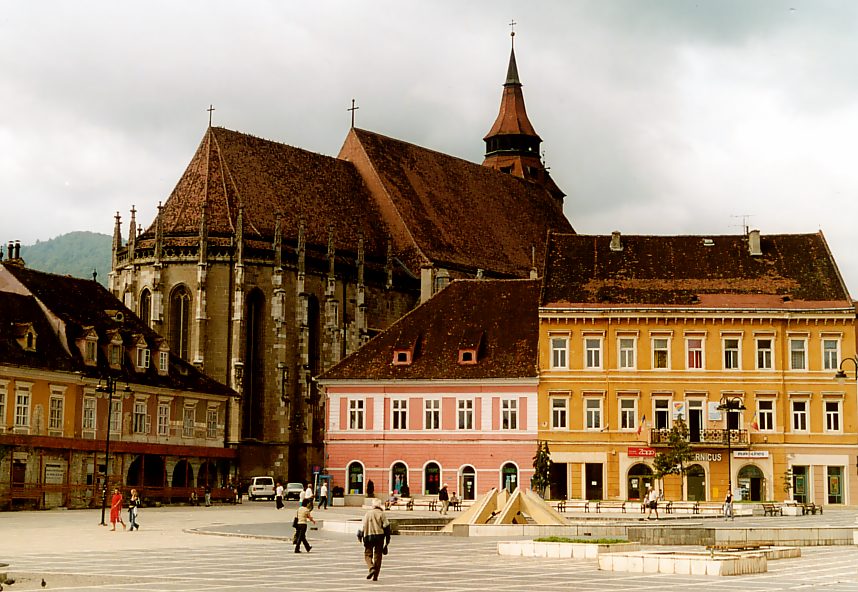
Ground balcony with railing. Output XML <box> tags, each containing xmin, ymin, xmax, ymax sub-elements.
<box><xmin>650</xmin><ymin>428</ymin><xmax>750</xmax><ymax>449</ymax></box>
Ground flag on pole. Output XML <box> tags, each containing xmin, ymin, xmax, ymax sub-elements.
<box><xmin>751</xmin><ymin>412</ymin><xmax>759</xmax><ymax>431</ymax></box>
<box><xmin>637</xmin><ymin>414</ymin><xmax>646</xmax><ymax>436</ymax></box>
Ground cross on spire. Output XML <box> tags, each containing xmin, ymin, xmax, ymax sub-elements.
<box><xmin>348</xmin><ymin>99</ymin><xmax>359</xmax><ymax>128</ymax></box>
<box><xmin>509</xmin><ymin>19</ymin><xmax>517</xmax><ymax>42</ymax></box>
<box><xmin>207</xmin><ymin>104</ymin><xmax>215</xmax><ymax>127</ymax></box>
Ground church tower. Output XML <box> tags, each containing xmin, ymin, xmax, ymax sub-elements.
<box><xmin>483</xmin><ymin>31</ymin><xmax>565</xmax><ymax>202</ymax></box>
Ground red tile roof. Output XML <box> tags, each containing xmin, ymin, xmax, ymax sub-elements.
<box><xmin>343</xmin><ymin>128</ymin><xmax>572</xmax><ymax>275</ymax></box>
<box><xmin>542</xmin><ymin>232</ymin><xmax>852</xmax><ymax>309</ymax></box>
<box><xmin>138</xmin><ymin>126</ymin><xmax>573</xmax><ymax>278</ymax></box>
<box><xmin>319</xmin><ymin>279</ymin><xmax>540</xmax><ymax>381</ymax></box>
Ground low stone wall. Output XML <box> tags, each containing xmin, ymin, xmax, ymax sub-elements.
<box><xmin>452</xmin><ymin>523</ymin><xmax>628</xmax><ymax>538</ymax></box>
<box><xmin>627</xmin><ymin>526</ymin><xmax>855</xmax><ymax>547</ymax></box>
<box><xmin>598</xmin><ymin>551</ymin><xmax>768</xmax><ymax>576</ymax></box>
<box><xmin>498</xmin><ymin>540</ymin><xmax>640</xmax><ymax>559</ymax></box>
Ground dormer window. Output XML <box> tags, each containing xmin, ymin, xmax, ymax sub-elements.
<box><xmin>109</xmin><ymin>343</ymin><xmax>122</xmax><ymax>367</ymax></box>
<box><xmin>458</xmin><ymin>349</ymin><xmax>478</xmax><ymax>365</ymax></box>
<box><xmin>77</xmin><ymin>327</ymin><xmax>99</xmax><ymax>366</ymax></box>
<box><xmin>158</xmin><ymin>350</ymin><xmax>169</xmax><ymax>376</ymax></box>
<box><xmin>85</xmin><ymin>340</ymin><xmax>97</xmax><ymax>364</ymax></box>
<box><xmin>137</xmin><ymin>347</ymin><xmax>150</xmax><ymax>370</ymax></box>
<box><xmin>14</xmin><ymin>323</ymin><xmax>37</xmax><ymax>352</ymax></box>
<box><xmin>393</xmin><ymin>350</ymin><xmax>412</xmax><ymax>366</ymax></box>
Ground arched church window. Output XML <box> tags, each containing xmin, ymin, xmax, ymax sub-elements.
<box><xmin>139</xmin><ymin>289</ymin><xmax>152</xmax><ymax>328</ymax></box>
<box><xmin>169</xmin><ymin>286</ymin><xmax>191</xmax><ymax>361</ymax></box>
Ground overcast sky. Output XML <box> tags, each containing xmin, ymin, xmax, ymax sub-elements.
<box><xmin>4</xmin><ymin>1</ymin><xmax>858</xmax><ymax>294</ymax></box>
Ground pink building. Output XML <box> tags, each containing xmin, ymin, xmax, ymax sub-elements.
<box><xmin>319</xmin><ymin>279</ymin><xmax>540</xmax><ymax>500</ymax></box>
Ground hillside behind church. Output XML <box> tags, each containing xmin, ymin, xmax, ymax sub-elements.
<box><xmin>18</xmin><ymin>231</ymin><xmax>111</xmax><ymax>286</ymax></box>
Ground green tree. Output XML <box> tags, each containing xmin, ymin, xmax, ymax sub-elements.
<box><xmin>652</xmin><ymin>418</ymin><xmax>694</xmax><ymax>500</ymax></box>
<box><xmin>531</xmin><ymin>440</ymin><xmax>551</xmax><ymax>497</ymax></box>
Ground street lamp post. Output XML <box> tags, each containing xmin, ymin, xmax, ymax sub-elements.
<box><xmin>716</xmin><ymin>395</ymin><xmax>746</xmax><ymax>496</ymax></box>
<box><xmin>834</xmin><ymin>357</ymin><xmax>858</xmax><ymax>383</ymax></box>
<box><xmin>96</xmin><ymin>376</ymin><xmax>131</xmax><ymax>526</ymax></box>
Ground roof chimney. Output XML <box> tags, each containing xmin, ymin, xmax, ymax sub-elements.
<box><xmin>610</xmin><ymin>231</ymin><xmax>623</xmax><ymax>252</ymax></box>
<box><xmin>748</xmin><ymin>229</ymin><xmax>762</xmax><ymax>256</ymax></box>
<box><xmin>14</xmin><ymin>240</ymin><xmax>20</xmax><ymax>259</ymax></box>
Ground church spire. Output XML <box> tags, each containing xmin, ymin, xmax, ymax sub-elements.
<box><xmin>483</xmin><ymin>29</ymin><xmax>564</xmax><ymax>202</ymax></box>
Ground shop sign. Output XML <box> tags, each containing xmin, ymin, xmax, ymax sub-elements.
<box><xmin>733</xmin><ymin>450</ymin><xmax>769</xmax><ymax>459</ymax></box>
<box><xmin>692</xmin><ymin>452</ymin><xmax>722</xmax><ymax>462</ymax></box>
<box><xmin>628</xmin><ymin>447</ymin><xmax>656</xmax><ymax>457</ymax></box>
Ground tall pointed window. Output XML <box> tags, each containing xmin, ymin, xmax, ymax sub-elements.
<box><xmin>139</xmin><ymin>289</ymin><xmax>152</xmax><ymax>328</ymax></box>
<box><xmin>169</xmin><ymin>286</ymin><xmax>191</xmax><ymax>361</ymax></box>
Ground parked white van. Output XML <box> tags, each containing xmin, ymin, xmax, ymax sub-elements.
<box><xmin>248</xmin><ymin>476</ymin><xmax>276</xmax><ymax>501</ymax></box>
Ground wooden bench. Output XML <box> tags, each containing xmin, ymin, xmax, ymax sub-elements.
<box><xmin>409</xmin><ymin>496</ymin><xmax>437</xmax><ymax>511</ymax></box>
<box><xmin>801</xmin><ymin>502</ymin><xmax>823</xmax><ymax>515</ymax></box>
<box><xmin>706</xmin><ymin>544</ymin><xmax>766</xmax><ymax>552</ymax></box>
<box><xmin>697</xmin><ymin>502</ymin><xmax>725</xmax><ymax>515</ymax></box>
<box><xmin>385</xmin><ymin>497</ymin><xmax>412</xmax><ymax>510</ymax></box>
<box><xmin>552</xmin><ymin>500</ymin><xmax>590</xmax><ymax>513</ymax></box>
<box><xmin>595</xmin><ymin>500</ymin><xmax>626</xmax><ymax>513</ymax></box>
<box><xmin>667</xmin><ymin>501</ymin><xmax>700</xmax><ymax>514</ymax></box>
<box><xmin>762</xmin><ymin>503</ymin><xmax>783</xmax><ymax>516</ymax></box>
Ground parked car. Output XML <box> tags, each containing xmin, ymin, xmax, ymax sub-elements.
<box><xmin>284</xmin><ymin>482</ymin><xmax>304</xmax><ymax>500</ymax></box>
<box><xmin>248</xmin><ymin>476</ymin><xmax>276</xmax><ymax>501</ymax></box>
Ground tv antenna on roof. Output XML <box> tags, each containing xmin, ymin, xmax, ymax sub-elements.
<box><xmin>731</xmin><ymin>214</ymin><xmax>753</xmax><ymax>236</ymax></box>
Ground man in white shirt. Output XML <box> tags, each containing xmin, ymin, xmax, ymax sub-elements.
<box><xmin>319</xmin><ymin>483</ymin><xmax>329</xmax><ymax>510</ymax></box>
<box><xmin>275</xmin><ymin>482</ymin><xmax>284</xmax><ymax>509</ymax></box>
<box><xmin>304</xmin><ymin>484</ymin><xmax>314</xmax><ymax>506</ymax></box>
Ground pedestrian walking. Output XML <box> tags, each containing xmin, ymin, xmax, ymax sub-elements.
<box><xmin>304</xmin><ymin>483</ymin><xmax>314</xmax><ymax>505</ymax></box>
<box><xmin>204</xmin><ymin>484</ymin><xmax>212</xmax><ymax>507</ymax></box>
<box><xmin>438</xmin><ymin>483</ymin><xmax>450</xmax><ymax>515</ymax></box>
<box><xmin>646</xmin><ymin>486</ymin><xmax>659</xmax><ymax>520</ymax></box>
<box><xmin>109</xmin><ymin>488</ymin><xmax>126</xmax><ymax>531</ymax></box>
<box><xmin>319</xmin><ymin>483</ymin><xmax>328</xmax><ymax>510</ymax></box>
<box><xmin>724</xmin><ymin>490</ymin><xmax>734</xmax><ymax>521</ymax></box>
<box><xmin>275</xmin><ymin>482</ymin><xmax>284</xmax><ymax>510</ymax></box>
<box><xmin>357</xmin><ymin>498</ymin><xmax>391</xmax><ymax>581</ymax></box>
<box><xmin>293</xmin><ymin>498</ymin><xmax>315</xmax><ymax>553</ymax></box>
<box><xmin>128</xmin><ymin>488</ymin><xmax>141</xmax><ymax>531</ymax></box>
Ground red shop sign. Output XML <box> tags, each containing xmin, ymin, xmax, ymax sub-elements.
<box><xmin>628</xmin><ymin>447</ymin><xmax>656</xmax><ymax>457</ymax></box>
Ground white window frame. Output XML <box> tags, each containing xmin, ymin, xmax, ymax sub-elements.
<box><xmin>822</xmin><ymin>339</ymin><xmax>840</xmax><ymax>371</ymax></box>
<box><xmin>137</xmin><ymin>347</ymin><xmax>150</xmax><ymax>369</ymax></box>
<box><xmin>424</xmin><ymin>399</ymin><xmax>440</xmax><ymax>430</ymax></box>
<box><xmin>653</xmin><ymin>398</ymin><xmax>672</xmax><ymax>430</ymax></box>
<box><xmin>157</xmin><ymin>403</ymin><xmax>170</xmax><ymax>436</ymax></box>
<box><xmin>584</xmin><ymin>337</ymin><xmax>603</xmax><ymax>369</ymax></box>
<box><xmin>619</xmin><ymin>398</ymin><xmax>637</xmax><ymax>431</ymax></box>
<box><xmin>789</xmin><ymin>338</ymin><xmax>807</xmax><ymax>370</ymax></box>
<box><xmin>85</xmin><ymin>339</ymin><xmax>97</xmax><ymax>364</ymax></box>
<box><xmin>207</xmin><ymin>407</ymin><xmax>218</xmax><ymax>438</ymax></box>
<box><xmin>550</xmin><ymin>397</ymin><xmax>568</xmax><ymax>430</ymax></box>
<box><xmin>618</xmin><ymin>337</ymin><xmax>636</xmax><ymax>369</ymax></box>
<box><xmin>49</xmin><ymin>395</ymin><xmax>64</xmax><ymax>431</ymax></box>
<box><xmin>182</xmin><ymin>406</ymin><xmax>195</xmax><ymax>437</ymax></box>
<box><xmin>14</xmin><ymin>385</ymin><xmax>31</xmax><ymax>429</ymax></box>
<box><xmin>83</xmin><ymin>396</ymin><xmax>96</xmax><ymax>431</ymax></box>
<box><xmin>723</xmin><ymin>337</ymin><xmax>741</xmax><ymax>370</ymax></box>
<box><xmin>109</xmin><ymin>399</ymin><xmax>122</xmax><ymax>434</ymax></box>
<box><xmin>133</xmin><ymin>400</ymin><xmax>148</xmax><ymax>434</ymax></box>
<box><xmin>755</xmin><ymin>338</ymin><xmax>774</xmax><ymax>370</ymax></box>
<box><xmin>501</xmin><ymin>398</ymin><xmax>518</xmax><ymax>430</ymax></box>
<box><xmin>348</xmin><ymin>399</ymin><xmax>365</xmax><ymax>430</ymax></box>
<box><xmin>159</xmin><ymin>350</ymin><xmax>169</xmax><ymax>373</ymax></box>
<box><xmin>550</xmin><ymin>336</ymin><xmax>569</xmax><ymax>370</ymax></box>
<box><xmin>392</xmin><ymin>399</ymin><xmax>408</xmax><ymax>430</ymax></box>
<box><xmin>457</xmin><ymin>399</ymin><xmax>474</xmax><ymax>430</ymax></box>
<box><xmin>791</xmin><ymin>399</ymin><xmax>809</xmax><ymax>432</ymax></box>
<box><xmin>652</xmin><ymin>337</ymin><xmax>670</xmax><ymax>369</ymax></box>
<box><xmin>686</xmin><ymin>337</ymin><xmax>704</xmax><ymax>370</ymax></box>
<box><xmin>584</xmin><ymin>397</ymin><xmax>602</xmax><ymax>430</ymax></box>
<box><xmin>757</xmin><ymin>399</ymin><xmax>775</xmax><ymax>432</ymax></box>
<box><xmin>824</xmin><ymin>399</ymin><xmax>842</xmax><ymax>433</ymax></box>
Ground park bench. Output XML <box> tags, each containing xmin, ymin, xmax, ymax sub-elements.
<box><xmin>409</xmin><ymin>496</ymin><xmax>437</xmax><ymax>511</ymax></box>
<box><xmin>385</xmin><ymin>497</ymin><xmax>412</xmax><ymax>510</ymax></box>
<box><xmin>801</xmin><ymin>502</ymin><xmax>823</xmax><ymax>515</ymax></box>
<box><xmin>595</xmin><ymin>500</ymin><xmax>626</xmax><ymax>513</ymax></box>
<box><xmin>697</xmin><ymin>502</ymin><xmax>725</xmax><ymax>515</ymax></box>
<box><xmin>566</xmin><ymin>500</ymin><xmax>590</xmax><ymax>512</ymax></box>
<box><xmin>762</xmin><ymin>503</ymin><xmax>783</xmax><ymax>516</ymax></box>
<box><xmin>706</xmin><ymin>543</ymin><xmax>767</xmax><ymax>552</ymax></box>
<box><xmin>667</xmin><ymin>501</ymin><xmax>700</xmax><ymax>514</ymax></box>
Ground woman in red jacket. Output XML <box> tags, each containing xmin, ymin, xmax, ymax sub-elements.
<box><xmin>110</xmin><ymin>488</ymin><xmax>126</xmax><ymax>531</ymax></box>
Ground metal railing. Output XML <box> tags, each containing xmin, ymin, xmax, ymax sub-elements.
<box><xmin>650</xmin><ymin>428</ymin><xmax>749</xmax><ymax>447</ymax></box>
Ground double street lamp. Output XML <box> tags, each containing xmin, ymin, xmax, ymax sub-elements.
<box><xmin>716</xmin><ymin>395</ymin><xmax>746</xmax><ymax>495</ymax></box>
<box><xmin>96</xmin><ymin>376</ymin><xmax>132</xmax><ymax>526</ymax></box>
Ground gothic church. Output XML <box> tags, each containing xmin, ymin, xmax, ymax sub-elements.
<box><xmin>108</xmin><ymin>38</ymin><xmax>573</xmax><ymax>480</ymax></box>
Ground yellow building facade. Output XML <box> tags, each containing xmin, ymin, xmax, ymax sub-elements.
<box><xmin>538</xmin><ymin>231</ymin><xmax>857</xmax><ymax>506</ymax></box>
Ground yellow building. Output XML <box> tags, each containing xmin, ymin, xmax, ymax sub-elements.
<box><xmin>539</xmin><ymin>231</ymin><xmax>856</xmax><ymax>506</ymax></box>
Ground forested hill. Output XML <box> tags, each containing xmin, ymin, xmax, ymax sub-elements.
<box><xmin>17</xmin><ymin>232</ymin><xmax>112</xmax><ymax>286</ymax></box>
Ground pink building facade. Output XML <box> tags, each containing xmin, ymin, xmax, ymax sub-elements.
<box><xmin>320</xmin><ymin>279</ymin><xmax>542</xmax><ymax>501</ymax></box>
<box><xmin>325</xmin><ymin>382</ymin><xmax>537</xmax><ymax>499</ymax></box>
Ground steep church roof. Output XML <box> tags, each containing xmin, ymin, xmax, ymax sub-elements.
<box><xmin>542</xmin><ymin>232</ymin><xmax>853</xmax><ymax>309</ymax></box>
<box><xmin>141</xmin><ymin>127</ymin><xmax>392</xmax><ymax>258</ymax></box>
<box><xmin>319</xmin><ymin>279</ymin><xmax>540</xmax><ymax>381</ymax></box>
<box><xmin>340</xmin><ymin>128</ymin><xmax>572</xmax><ymax>276</ymax></box>
<box><xmin>139</xmin><ymin>124</ymin><xmax>572</xmax><ymax>278</ymax></box>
